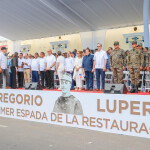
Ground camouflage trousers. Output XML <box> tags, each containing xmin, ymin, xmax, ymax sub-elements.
<box><xmin>129</xmin><ymin>68</ymin><xmax>140</xmax><ymax>85</ymax></box>
<box><xmin>113</xmin><ymin>68</ymin><xmax>123</xmax><ymax>84</ymax></box>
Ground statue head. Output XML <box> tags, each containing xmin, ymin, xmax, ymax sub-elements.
<box><xmin>61</xmin><ymin>73</ymin><xmax>72</xmax><ymax>94</ymax></box>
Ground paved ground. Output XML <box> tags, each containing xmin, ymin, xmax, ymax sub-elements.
<box><xmin>0</xmin><ymin>117</ymin><xmax>149</xmax><ymax>150</ymax></box>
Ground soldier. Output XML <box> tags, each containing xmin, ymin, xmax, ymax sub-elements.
<box><xmin>127</xmin><ymin>41</ymin><xmax>144</xmax><ymax>93</ymax></box>
<box><xmin>110</xmin><ymin>41</ymin><xmax>126</xmax><ymax>84</ymax></box>
<box><xmin>53</xmin><ymin>73</ymin><xmax>83</xmax><ymax>115</ymax></box>
<box><xmin>145</xmin><ymin>47</ymin><xmax>150</xmax><ymax>71</ymax></box>
<box><xmin>137</xmin><ymin>43</ymin><xmax>144</xmax><ymax>53</ymax></box>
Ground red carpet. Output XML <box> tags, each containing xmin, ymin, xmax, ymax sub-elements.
<box><xmin>17</xmin><ymin>88</ymin><xmax>150</xmax><ymax>95</ymax></box>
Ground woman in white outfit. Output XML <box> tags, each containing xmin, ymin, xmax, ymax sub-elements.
<box><xmin>73</xmin><ymin>51</ymin><xmax>83</xmax><ymax>90</ymax></box>
<box><xmin>56</xmin><ymin>51</ymin><xmax>65</xmax><ymax>89</ymax></box>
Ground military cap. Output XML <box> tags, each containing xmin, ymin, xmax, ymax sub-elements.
<box><xmin>132</xmin><ymin>41</ymin><xmax>137</xmax><ymax>45</ymax></box>
<box><xmin>114</xmin><ymin>41</ymin><xmax>119</xmax><ymax>46</ymax></box>
<box><xmin>61</xmin><ymin>73</ymin><xmax>72</xmax><ymax>83</ymax></box>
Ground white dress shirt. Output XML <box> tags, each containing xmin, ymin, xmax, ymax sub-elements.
<box><xmin>18</xmin><ymin>58</ymin><xmax>24</xmax><ymax>72</ymax></box>
<box><xmin>57</xmin><ymin>56</ymin><xmax>65</xmax><ymax>71</ymax></box>
<box><xmin>40</xmin><ymin>57</ymin><xmax>46</xmax><ymax>71</ymax></box>
<box><xmin>23</xmin><ymin>58</ymin><xmax>32</xmax><ymax>69</ymax></box>
<box><xmin>65</xmin><ymin>57</ymin><xmax>74</xmax><ymax>71</ymax></box>
<box><xmin>72</xmin><ymin>57</ymin><xmax>75</xmax><ymax>64</ymax></box>
<box><xmin>0</xmin><ymin>52</ymin><xmax>7</xmax><ymax>69</ymax></box>
<box><xmin>31</xmin><ymin>58</ymin><xmax>40</xmax><ymax>71</ymax></box>
<box><xmin>46</xmin><ymin>54</ymin><xmax>56</xmax><ymax>71</ymax></box>
<box><xmin>94</xmin><ymin>50</ymin><xmax>108</xmax><ymax>69</ymax></box>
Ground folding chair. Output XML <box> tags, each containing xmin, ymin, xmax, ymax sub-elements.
<box><xmin>145</xmin><ymin>71</ymin><xmax>150</xmax><ymax>92</ymax></box>
<box><xmin>54</xmin><ymin>72</ymin><xmax>59</xmax><ymax>89</ymax></box>
<box><xmin>139</xmin><ymin>71</ymin><xmax>144</xmax><ymax>92</ymax></box>
<box><xmin>123</xmin><ymin>71</ymin><xmax>130</xmax><ymax>91</ymax></box>
<box><xmin>105</xmin><ymin>71</ymin><xmax>113</xmax><ymax>84</ymax></box>
<box><xmin>82</xmin><ymin>78</ymin><xmax>86</xmax><ymax>90</ymax></box>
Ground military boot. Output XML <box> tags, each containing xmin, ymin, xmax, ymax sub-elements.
<box><xmin>135</xmin><ymin>84</ymin><xmax>139</xmax><ymax>93</ymax></box>
<box><xmin>129</xmin><ymin>85</ymin><xmax>135</xmax><ymax>93</ymax></box>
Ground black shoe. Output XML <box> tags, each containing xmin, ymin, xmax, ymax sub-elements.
<box><xmin>85</xmin><ymin>89</ymin><xmax>89</xmax><ymax>91</ymax></box>
<box><xmin>50</xmin><ymin>87</ymin><xmax>54</xmax><ymax>90</ymax></box>
<box><xmin>46</xmin><ymin>87</ymin><xmax>50</xmax><ymax>89</ymax></box>
<box><xmin>129</xmin><ymin>89</ymin><xmax>135</xmax><ymax>93</ymax></box>
<box><xmin>129</xmin><ymin>85</ymin><xmax>135</xmax><ymax>93</ymax></box>
<box><xmin>135</xmin><ymin>85</ymin><xmax>139</xmax><ymax>93</ymax></box>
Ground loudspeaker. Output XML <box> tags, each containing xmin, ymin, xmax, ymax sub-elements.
<box><xmin>25</xmin><ymin>82</ymin><xmax>38</xmax><ymax>90</ymax></box>
<box><xmin>104</xmin><ymin>84</ymin><xmax>128</xmax><ymax>94</ymax></box>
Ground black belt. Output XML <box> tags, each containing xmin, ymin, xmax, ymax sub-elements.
<box><xmin>24</xmin><ymin>68</ymin><xmax>30</xmax><ymax>69</ymax></box>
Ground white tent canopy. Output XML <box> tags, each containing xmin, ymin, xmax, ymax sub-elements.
<box><xmin>0</xmin><ymin>0</ymin><xmax>149</xmax><ymax>40</ymax></box>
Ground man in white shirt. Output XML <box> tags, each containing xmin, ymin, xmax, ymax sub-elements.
<box><xmin>93</xmin><ymin>43</ymin><xmax>108</xmax><ymax>91</ymax></box>
<box><xmin>0</xmin><ymin>47</ymin><xmax>10</xmax><ymax>88</ymax></box>
<box><xmin>71</xmin><ymin>52</ymin><xmax>75</xmax><ymax>64</ymax></box>
<box><xmin>31</xmin><ymin>53</ymin><xmax>40</xmax><ymax>82</ymax></box>
<box><xmin>65</xmin><ymin>51</ymin><xmax>75</xmax><ymax>90</ymax></box>
<box><xmin>45</xmin><ymin>49</ymin><xmax>56</xmax><ymax>89</ymax></box>
<box><xmin>39</xmin><ymin>52</ymin><xmax>46</xmax><ymax>87</ymax></box>
<box><xmin>56</xmin><ymin>51</ymin><xmax>65</xmax><ymax>89</ymax></box>
<box><xmin>18</xmin><ymin>53</ymin><xmax>24</xmax><ymax>88</ymax></box>
<box><xmin>23</xmin><ymin>53</ymin><xmax>32</xmax><ymax>84</ymax></box>
<box><xmin>29</xmin><ymin>54</ymin><xmax>33</xmax><ymax>61</ymax></box>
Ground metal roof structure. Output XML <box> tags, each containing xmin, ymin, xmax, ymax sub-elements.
<box><xmin>0</xmin><ymin>0</ymin><xmax>148</xmax><ymax>40</ymax></box>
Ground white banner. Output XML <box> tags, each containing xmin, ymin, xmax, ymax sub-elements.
<box><xmin>0</xmin><ymin>89</ymin><xmax>150</xmax><ymax>138</ymax></box>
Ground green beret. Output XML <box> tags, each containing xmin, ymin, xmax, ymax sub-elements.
<box><xmin>114</xmin><ymin>41</ymin><xmax>119</xmax><ymax>46</ymax></box>
<box><xmin>132</xmin><ymin>41</ymin><xmax>137</xmax><ymax>45</ymax></box>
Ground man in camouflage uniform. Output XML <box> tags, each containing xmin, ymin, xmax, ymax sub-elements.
<box><xmin>127</xmin><ymin>41</ymin><xmax>144</xmax><ymax>93</ymax></box>
<box><xmin>53</xmin><ymin>73</ymin><xmax>83</xmax><ymax>115</ymax></box>
<box><xmin>145</xmin><ymin>48</ymin><xmax>150</xmax><ymax>70</ymax></box>
<box><xmin>110</xmin><ymin>41</ymin><xmax>126</xmax><ymax>84</ymax></box>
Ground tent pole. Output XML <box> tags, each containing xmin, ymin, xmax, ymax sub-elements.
<box><xmin>143</xmin><ymin>0</ymin><xmax>150</xmax><ymax>47</ymax></box>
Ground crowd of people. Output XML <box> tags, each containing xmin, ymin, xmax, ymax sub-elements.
<box><xmin>0</xmin><ymin>41</ymin><xmax>150</xmax><ymax>93</ymax></box>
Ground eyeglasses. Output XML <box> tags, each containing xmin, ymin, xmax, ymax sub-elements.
<box><xmin>97</xmin><ymin>46</ymin><xmax>101</xmax><ymax>47</ymax></box>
